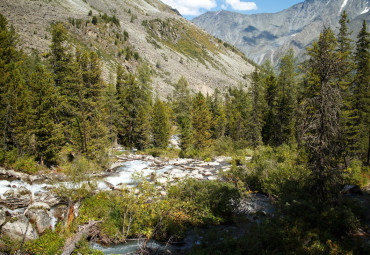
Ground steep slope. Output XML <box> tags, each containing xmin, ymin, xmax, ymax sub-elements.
<box><xmin>0</xmin><ymin>0</ymin><xmax>254</xmax><ymax>96</ymax></box>
<box><xmin>193</xmin><ymin>0</ymin><xmax>370</xmax><ymax>65</ymax></box>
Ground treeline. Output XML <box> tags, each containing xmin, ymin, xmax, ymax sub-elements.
<box><xmin>0</xmin><ymin>12</ymin><xmax>369</xmax><ymax>176</ymax></box>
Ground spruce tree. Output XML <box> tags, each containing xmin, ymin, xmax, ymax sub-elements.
<box><xmin>172</xmin><ymin>76</ymin><xmax>193</xmax><ymax>151</ymax></box>
<box><xmin>225</xmin><ymin>86</ymin><xmax>249</xmax><ymax>141</ymax></box>
<box><xmin>248</xmin><ymin>69</ymin><xmax>264</xmax><ymax>148</ymax></box>
<box><xmin>353</xmin><ymin>20</ymin><xmax>370</xmax><ymax>164</ymax></box>
<box><xmin>192</xmin><ymin>92</ymin><xmax>212</xmax><ymax>150</ymax></box>
<box><xmin>303</xmin><ymin>27</ymin><xmax>344</xmax><ymax>202</ymax></box>
<box><xmin>0</xmin><ymin>13</ymin><xmax>22</xmax><ymax>150</ymax></box>
<box><xmin>152</xmin><ymin>99</ymin><xmax>170</xmax><ymax>148</ymax></box>
<box><xmin>260</xmin><ymin>61</ymin><xmax>278</xmax><ymax>145</ymax></box>
<box><xmin>276</xmin><ymin>49</ymin><xmax>297</xmax><ymax>145</ymax></box>
<box><xmin>29</xmin><ymin>64</ymin><xmax>63</xmax><ymax>165</ymax></box>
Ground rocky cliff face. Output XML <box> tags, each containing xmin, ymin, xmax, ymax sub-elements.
<box><xmin>0</xmin><ymin>0</ymin><xmax>254</xmax><ymax>96</ymax></box>
<box><xmin>193</xmin><ymin>0</ymin><xmax>370</xmax><ymax>65</ymax></box>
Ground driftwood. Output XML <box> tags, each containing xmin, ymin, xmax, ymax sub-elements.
<box><xmin>61</xmin><ymin>220</ymin><xmax>101</xmax><ymax>255</ymax></box>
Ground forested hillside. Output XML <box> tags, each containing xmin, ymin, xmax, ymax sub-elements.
<box><xmin>0</xmin><ymin>6</ymin><xmax>369</xmax><ymax>255</ymax></box>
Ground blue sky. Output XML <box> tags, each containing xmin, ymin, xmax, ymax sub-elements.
<box><xmin>161</xmin><ymin>0</ymin><xmax>303</xmax><ymax>19</ymax></box>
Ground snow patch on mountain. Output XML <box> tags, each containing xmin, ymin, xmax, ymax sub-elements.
<box><xmin>339</xmin><ymin>0</ymin><xmax>349</xmax><ymax>14</ymax></box>
<box><xmin>361</xmin><ymin>6</ymin><xmax>369</xmax><ymax>14</ymax></box>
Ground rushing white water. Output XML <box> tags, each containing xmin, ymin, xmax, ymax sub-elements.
<box><xmin>0</xmin><ymin>179</ymin><xmax>51</xmax><ymax>196</ymax></box>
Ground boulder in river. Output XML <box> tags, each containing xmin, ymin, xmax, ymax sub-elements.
<box><xmin>1</xmin><ymin>215</ymin><xmax>38</xmax><ymax>241</ymax></box>
<box><xmin>27</xmin><ymin>209</ymin><xmax>51</xmax><ymax>234</ymax></box>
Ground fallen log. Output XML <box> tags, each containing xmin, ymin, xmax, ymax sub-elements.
<box><xmin>61</xmin><ymin>220</ymin><xmax>101</xmax><ymax>255</ymax></box>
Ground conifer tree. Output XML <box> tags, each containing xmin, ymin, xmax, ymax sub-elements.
<box><xmin>0</xmin><ymin>13</ymin><xmax>23</xmax><ymax>150</ymax></box>
<box><xmin>116</xmin><ymin>64</ymin><xmax>152</xmax><ymax>149</ymax></box>
<box><xmin>337</xmin><ymin>11</ymin><xmax>355</xmax><ymax>164</ymax></box>
<box><xmin>172</xmin><ymin>77</ymin><xmax>193</xmax><ymax>151</ymax></box>
<box><xmin>192</xmin><ymin>92</ymin><xmax>212</xmax><ymax>149</ymax></box>
<box><xmin>210</xmin><ymin>88</ymin><xmax>226</xmax><ymax>139</ymax></box>
<box><xmin>29</xmin><ymin>64</ymin><xmax>63</xmax><ymax>165</ymax></box>
<box><xmin>303</xmin><ymin>27</ymin><xmax>345</xmax><ymax>202</ymax></box>
<box><xmin>276</xmin><ymin>49</ymin><xmax>297</xmax><ymax>145</ymax></box>
<box><xmin>260</xmin><ymin>61</ymin><xmax>278</xmax><ymax>145</ymax></box>
<box><xmin>152</xmin><ymin>99</ymin><xmax>170</xmax><ymax>148</ymax></box>
<box><xmin>226</xmin><ymin>86</ymin><xmax>249</xmax><ymax>141</ymax></box>
<box><xmin>353</xmin><ymin>20</ymin><xmax>370</xmax><ymax>164</ymax></box>
<box><xmin>248</xmin><ymin>69</ymin><xmax>264</xmax><ymax>148</ymax></box>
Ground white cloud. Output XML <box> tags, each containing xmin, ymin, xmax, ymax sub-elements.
<box><xmin>161</xmin><ymin>0</ymin><xmax>217</xmax><ymax>15</ymax></box>
<box><xmin>225</xmin><ymin>0</ymin><xmax>257</xmax><ymax>11</ymax></box>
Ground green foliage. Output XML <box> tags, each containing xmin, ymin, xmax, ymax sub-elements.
<box><xmin>12</xmin><ymin>155</ymin><xmax>41</xmax><ymax>174</ymax></box>
<box><xmin>192</xmin><ymin>92</ymin><xmax>212</xmax><ymax>150</ymax></box>
<box><xmin>152</xmin><ymin>99</ymin><xmax>170</xmax><ymax>148</ymax></box>
<box><xmin>72</xmin><ymin>239</ymin><xmax>103</xmax><ymax>255</ymax></box>
<box><xmin>24</xmin><ymin>229</ymin><xmax>65</xmax><ymax>255</ymax></box>
<box><xmin>92</xmin><ymin>16</ymin><xmax>97</xmax><ymax>25</ymax></box>
<box><xmin>244</xmin><ymin>145</ymin><xmax>310</xmax><ymax>198</ymax></box>
<box><xmin>168</xmin><ymin>179</ymin><xmax>240</xmax><ymax>219</ymax></box>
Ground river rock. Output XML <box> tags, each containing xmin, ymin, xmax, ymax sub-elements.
<box><xmin>29</xmin><ymin>202</ymin><xmax>51</xmax><ymax>210</ymax></box>
<box><xmin>52</xmin><ymin>205</ymin><xmax>67</xmax><ymax>221</ymax></box>
<box><xmin>0</xmin><ymin>206</ymin><xmax>8</xmax><ymax>226</ymax></box>
<box><xmin>34</xmin><ymin>192</ymin><xmax>61</xmax><ymax>207</ymax></box>
<box><xmin>27</xmin><ymin>209</ymin><xmax>51</xmax><ymax>234</ymax></box>
<box><xmin>207</xmin><ymin>176</ymin><xmax>218</xmax><ymax>181</ymax></box>
<box><xmin>203</xmin><ymin>171</ymin><xmax>213</xmax><ymax>177</ymax></box>
<box><xmin>342</xmin><ymin>185</ymin><xmax>362</xmax><ymax>195</ymax></box>
<box><xmin>0</xmin><ymin>168</ymin><xmax>29</xmax><ymax>181</ymax></box>
<box><xmin>1</xmin><ymin>215</ymin><xmax>38</xmax><ymax>241</ymax></box>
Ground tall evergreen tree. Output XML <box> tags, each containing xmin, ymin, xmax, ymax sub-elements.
<box><xmin>152</xmin><ymin>99</ymin><xmax>170</xmax><ymax>148</ymax></box>
<box><xmin>29</xmin><ymin>64</ymin><xmax>63</xmax><ymax>165</ymax></box>
<box><xmin>248</xmin><ymin>69</ymin><xmax>264</xmax><ymax>148</ymax></box>
<box><xmin>303</xmin><ymin>27</ymin><xmax>345</xmax><ymax>202</ymax></box>
<box><xmin>210</xmin><ymin>88</ymin><xmax>226</xmax><ymax>139</ymax></box>
<box><xmin>260</xmin><ymin>62</ymin><xmax>278</xmax><ymax>145</ymax></box>
<box><xmin>276</xmin><ymin>49</ymin><xmax>297</xmax><ymax>145</ymax></box>
<box><xmin>172</xmin><ymin>77</ymin><xmax>193</xmax><ymax>151</ymax></box>
<box><xmin>353</xmin><ymin>20</ymin><xmax>370</xmax><ymax>164</ymax></box>
<box><xmin>0</xmin><ymin>13</ymin><xmax>23</xmax><ymax>150</ymax></box>
<box><xmin>192</xmin><ymin>92</ymin><xmax>212</xmax><ymax>150</ymax></box>
<box><xmin>226</xmin><ymin>86</ymin><xmax>249</xmax><ymax>141</ymax></box>
<box><xmin>337</xmin><ymin>11</ymin><xmax>355</xmax><ymax>165</ymax></box>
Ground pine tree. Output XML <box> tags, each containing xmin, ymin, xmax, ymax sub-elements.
<box><xmin>29</xmin><ymin>64</ymin><xmax>63</xmax><ymax>165</ymax></box>
<box><xmin>248</xmin><ymin>69</ymin><xmax>264</xmax><ymax>148</ymax></box>
<box><xmin>260</xmin><ymin>61</ymin><xmax>278</xmax><ymax>145</ymax></box>
<box><xmin>115</xmin><ymin>65</ymin><xmax>152</xmax><ymax>149</ymax></box>
<box><xmin>353</xmin><ymin>20</ymin><xmax>370</xmax><ymax>164</ymax></box>
<box><xmin>0</xmin><ymin>13</ymin><xmax>23</xmax><ymax>150</ymax></box>
<box><xmin>225</xmin><ymin>86</ymin><xmax>249</xmax><ymax>141</ymax></box>
<box><xmin>172</xmin><ymin>76</ymin><xmax>193</xmax><ymax>151</ymax></box>
<box><xmin>303</xmin><ymin>27</ymin><xmax>345</xmax><ymax>202</ymax></box>
<box><xmin>192</xmin><ymin>92</ymin><xmax>212</xmax><ymax>150</ymax></box>
<box><xmin>276</xmin><ymin>49</ymin><xmax>297</xmax><ymax>145</ymax></box>
<box><xmin>152</xmin><ymin>99</ymin><xmax>170</xmax><ymax>148</ymax></box>
<box><xmin>133</xmin><ymin>105</ymin><xmax>151</xmax><ymax>150</ymax></box>
<box><xmin>210</xmin><ymin>88</ymin><xmax>226</xmax><ymax>139</ymax></box>
<box><xmin>337</xmin><ymin>11</ymin><xmax>355</xmax><ymax>165</ymax></box>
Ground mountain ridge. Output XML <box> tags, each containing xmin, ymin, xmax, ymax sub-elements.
<box><xmin>193</xmin><ymin>0</ymin><xmax>370</xmax><ymax>65</ymax></box>
<box><xmin>0</xmin><ymin>0</ymin><xmax>254</xmax><ymax>97</ymax></box>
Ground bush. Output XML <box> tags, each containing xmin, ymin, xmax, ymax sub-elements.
<box><xmin>12</xmin><ymin>156</ymin><xmax>40</xmax><ymax>174</ymax></box>
<box><xmin>24</xmin><ymin>229</ymin><xmax>65</xmax><ymax>255</ymax></box>
<box><xmin>244</xmin><ymin>145</ymin><xmax>310</xmax><ymax>198</ymax></box>
<box><xmin>167</xmin><ymin>179</ymin><xmax>240</xmax><ymax>219</ymax></box>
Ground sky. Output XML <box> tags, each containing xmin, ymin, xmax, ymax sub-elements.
<box><xmin>161</xmin><ymin>0</ymin><xmax>303</xmax><ymax>19</ymax></box>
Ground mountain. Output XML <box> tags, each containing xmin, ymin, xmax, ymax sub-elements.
<box><xmin>193</xmin><ymin>0</ymin><xmax>370</xmax><ymax>65</ymax></box>
<box><xmin>0</xmin><ymin>0</ymin><xmax>254</xmax><ymax>96</ymax></box>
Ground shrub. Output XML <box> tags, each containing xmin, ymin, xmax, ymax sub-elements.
<box><xmin>244</xmin><ymin>145</ymin><xmax>310</xmax><ymax>198</ymax></box>
<box><xmin>24</xmin><ymin>229</ymin><xmax>65</xmax><ymax>255</ymax></box>
<box><xmin>12</xmin><ymin>156</ymin><xmax>41</xmax><ymax>174</ymax></box>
